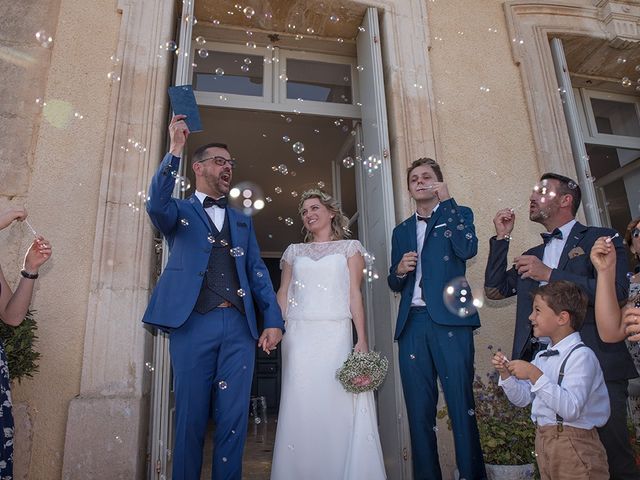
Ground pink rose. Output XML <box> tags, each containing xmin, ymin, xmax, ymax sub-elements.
<box><xmin>351</xmin><ymin>375</ymin><xmax>372</xmax><ymax>387</ymax></box>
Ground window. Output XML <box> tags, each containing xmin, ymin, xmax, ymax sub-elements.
<box><xmin>191</xmin><ymin>42</ymin><xmax>361</xmax><ymax>118</ymax></box>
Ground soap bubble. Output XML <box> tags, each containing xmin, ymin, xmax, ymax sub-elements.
<box><xmin>292</xmin><ymin>142</ymin><xmax>304</xmax><ymax>154</ymax></box>
<box><xmin>215</xmin><ymin>67</ymin><xmax>224</xmax><ymax>76</ymax></box>
<box><xmin>243</xmin><ymin>6</ymin><xmax>255</xmax><ymax>18</ymax></box>
<box><xmin>228</xmin><ymin>181</ymin><xmax>265</xmax><ymax>216</ymax></box>
<box><xmin>443</xmin><ymin>277</ymin><xmax>483</xmax><ymax>317</ymax></box>
<box><xmin>198</xmin><ymin>49</ymin><xmax>209</xmax><ymax>58</ymax></box>
<box><xmin>342</xmin><ymin>156</ymin><xmax>355</xmax><ymax>168</ymax></box>
<box><xmin>35</xmin><ymin>30</ymin><xmax>53</xmax><ymax>48</ymax></box>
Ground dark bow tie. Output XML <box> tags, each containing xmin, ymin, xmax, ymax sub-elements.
<box><xmin>539</xmin><ymin>349</ymin><xmax>560</xmax><ymax>358</ymax></box>
<box><xmin>203</xmin><ymin>196</ymin><xmax>228</xmax><ymax>209</ymax></box>
<box><xmin>541</xmin><ymin>228</ymin><xmax>563</xmax><ymax>245</ymax></box>
<box><xmin>417</xmin><ymin>215</ymin><xmax>430</xmax><ymax>223</ymax></box>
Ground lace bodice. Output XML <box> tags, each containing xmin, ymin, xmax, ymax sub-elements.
<box><xmin>281</xmin><ymin>240</ymin><xmax>367</xmax><ymax>322</ymax></box>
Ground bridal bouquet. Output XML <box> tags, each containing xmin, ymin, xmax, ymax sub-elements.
<box><xmin>336</xmin><ymin>351</ymin><xmax>389</xmax><ymax>394</ymax></box>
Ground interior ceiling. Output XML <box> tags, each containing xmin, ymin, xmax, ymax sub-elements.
<box><xmin>185</xmin><ymin>108</ymin><xmax>357</xmax><ymax>254</ymax></box>
<box><xmin>561</xmin><ymin>34</ymin><xmax>640</xmax><ymax>94</ymax></box>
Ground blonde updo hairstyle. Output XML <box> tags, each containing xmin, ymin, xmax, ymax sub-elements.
<box><xmin>298</xmin><ymin>189</ymin><xmax>351</xmax><ymax>243</ymax></box>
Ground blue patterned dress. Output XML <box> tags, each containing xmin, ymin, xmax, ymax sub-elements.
<box><xmin>0</xmin><ymin>282</ymin><xmax>13</xmax><ymax>478</ymax></box>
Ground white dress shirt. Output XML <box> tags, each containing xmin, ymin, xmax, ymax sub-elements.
<box><xmin>195</xmin><ymin>190</ymin><xmax>226</xmax><ymax>232</ymax></box>
<box><xmin>499</xmin><ymin>332</ymin><xmax>610</xmax><ymax>429</ymax></box>
<box><xmin>540</xmin><ymin>219</ymin><xmax>577</xmax><ymax>280</ymax></box>
<box><xmin>411</xmin><ymin>204</ymin><xmax>439</xmax><ymax>306</ymax></box>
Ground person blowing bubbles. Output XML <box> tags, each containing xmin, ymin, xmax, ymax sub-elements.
<box><xmin>492</xmin><ymin>281</ymin><xmax>610</xmax><ymax>480</ymax></box>
<box><xmin>0</xmin><ymin>207</ymin><xmax>52</xmax><ymax>478</ymax></box>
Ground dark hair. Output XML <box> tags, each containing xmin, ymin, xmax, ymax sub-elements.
<box><xmin>532</xmin><ymin>281</ymin><xmax>588</xmax><ymax>331</ymax></box>
<box><xmin>540</xmin><ymin>172</ymin><xmax>581</xmax><ymax>216</ymax></box>
<box><xmin>625</xmin><ymin>216</ymin><xmax>640</xmax><ymax>263</ymax></box>
<box><xmin>406</xmin><ymin>157</ymin><xmax>443</xmax><ymax>188</ymax></box>
<box><xmin>192</xmin><ymin>142</ymin><xmax>229</xmax><ymax>164</ymax></box>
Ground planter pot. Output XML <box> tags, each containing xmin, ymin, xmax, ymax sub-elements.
<box><xmin>485</xmin><ymin>463</ymin><xmax>535</xmax><ymax>480</ymax></box>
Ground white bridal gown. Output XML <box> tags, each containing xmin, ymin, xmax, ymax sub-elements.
<box><xmin>270</xmin><ymin>240</ymin><xmax>387</xmax><ymax>480</ymax></box>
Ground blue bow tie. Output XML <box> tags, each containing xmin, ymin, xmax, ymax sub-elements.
<box><xmin>541</xmin><ymin>228</ymin><xmax>563</xmax><ymax>245</ymax></box>
<box><xmin>203</xmin><ymin>196</ymin><xmax>227</xmax><ymax>209</ymax></box>
<box><xmin>539</xmin><ymin>349</ymin><xmax>559</xmax><ymax>358</ymax></box>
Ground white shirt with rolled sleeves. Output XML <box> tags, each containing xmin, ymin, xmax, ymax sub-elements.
<box><xmin>498</xmin><ymin>331</ymin><xmax>610</xmax><ymax>429</ymax></box>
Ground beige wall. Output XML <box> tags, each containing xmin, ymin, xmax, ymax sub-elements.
<box><xmin>1</xmin><ymin>0</ymin><xmax>122</xmax><ymax>477</ymax></box>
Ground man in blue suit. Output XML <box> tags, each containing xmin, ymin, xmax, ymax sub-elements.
<box><xmin>388</xmin><ymin>158</ymin><xmax>486</xmax><ymax>480</ymax></box>
<box><xmin>484</xmin><ymin>172</ymin><xmax>638</xmax><ymax>479</ymax></box>
<box><xmin>142</xmin><ymin>115</ymin><xmax>284</xmax><ymax>480</ymax></box>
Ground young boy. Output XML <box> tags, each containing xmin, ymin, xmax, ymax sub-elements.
<box><xmin>492</xmin><ymin>280</ymin><xmax>610</xmax><ymax>479</ymax></box>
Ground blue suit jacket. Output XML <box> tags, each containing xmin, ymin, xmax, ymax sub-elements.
<box><xmin>388</xmin><ymin>198</ymin><xmax>481</xmax><ymax>340</ymax></box>
<box><xmin>484</xmin><ymin>222</ymin><xmax>636</xmax><ymax>381</ymax></box>
<box><xmin>142</xmin><ymin>153</ymin><xmax>284</xmax><ymax>339</ymax></box>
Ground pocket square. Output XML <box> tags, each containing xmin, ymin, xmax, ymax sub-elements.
<box><xmin>434</xmin><ymin>223</ymin><xmax>447</xmax><ymax>229</ymax></box>
<box><xmin>568</xmin><ymin>246</ymin><xmax>585</xmax><ymax>259</ymax></box>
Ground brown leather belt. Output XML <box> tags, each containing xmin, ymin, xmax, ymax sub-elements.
<box><xmin>217</xmin><ymin>300</ymin><xmax>233</xmax><ymax>308</ymax></box>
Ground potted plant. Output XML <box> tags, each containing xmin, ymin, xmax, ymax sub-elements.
<box><xmin>438</xmin><ymin>367</ymin><xmax>537</xmax><ymax>479</ymax></box>
<box><xmin>0</xmin><ymin>309</ymin><xmax>41</xmax><ymax>383</ymax></box>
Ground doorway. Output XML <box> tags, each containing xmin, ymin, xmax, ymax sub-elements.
<box><xmin>148</xmin><ymin>6</ymin><xmax>406</xmax><ymax>479</ymax></box>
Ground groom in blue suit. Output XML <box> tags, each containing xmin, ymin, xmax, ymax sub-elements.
<box><xmin>143</xmin><ymin>115</ymin><xmax>284</xmax><ymax>480</ymax></box>
<box><xmin>388</xmin><ymin>158</ymin><xmax>486</xmax><ymax>480</ymax></box>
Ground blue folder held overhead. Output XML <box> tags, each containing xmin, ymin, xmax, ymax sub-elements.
<box><xmin>168</xmin><ymin>84</ymin><xmax>203</xmax><ymax>133</ymax></box>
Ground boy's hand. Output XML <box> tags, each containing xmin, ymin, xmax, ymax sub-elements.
<box><xmin>507</xmin><ymin>360</ymin><xmax>543</xmax><ymax>384</ymax></box>
<box><xmin>491</xmin><ymin>352</ymin><xmax>511</xmax><ymax>380</ymax></box>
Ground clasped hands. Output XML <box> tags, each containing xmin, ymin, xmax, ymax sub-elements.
<box><xmin>258</xmin><ymin>328</ymin><xmax>283</xmax><ymax>355</ymax></box>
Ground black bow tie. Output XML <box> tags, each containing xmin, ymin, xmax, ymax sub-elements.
<box><xmin>539</xmin><ymin>349</ymin><xmax>560</xmax><ymax>358</ymax></box>
<box><xmin>203</xmin><ymin>196</ymin><xmax>227</xmax><ymax>209</ymax></box>
<box><xmin>417</xmin><ymin>215</ymin><xmax>430</xmax><ymax>223</ymax></box>
<box><xmin>541</xmin><ymin>228</ymin><xmax>563</xmax><ymax>244</ymax></box>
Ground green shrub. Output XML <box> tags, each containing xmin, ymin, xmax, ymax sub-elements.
<box><xmin>438</xmin><ymin>370</ymin><xmax>537</xmax><ymax>466</ymax></box>
<box><xmin>0</xmin><ymin>310</ymin><xmax>41</xmax><ymax>383</ymax></box>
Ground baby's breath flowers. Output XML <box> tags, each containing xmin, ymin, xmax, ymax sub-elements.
<box><xmin>336</xmin><ymin>351</ymin><xmax>389</xmax><ymax>394</ymax></box>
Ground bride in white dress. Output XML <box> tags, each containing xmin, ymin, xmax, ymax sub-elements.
<box><xmin>270</xmin><ymin>189</ymin><xmax>386</xmax><ymax>480</ymax></box>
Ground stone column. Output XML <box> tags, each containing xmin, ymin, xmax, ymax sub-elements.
<box><xmin>61</xmin><ymin>0</ymin><xmax>175</xmax><ymax>478</ymax></box>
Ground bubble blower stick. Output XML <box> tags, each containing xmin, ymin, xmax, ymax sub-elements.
<box><xmin>23</xmin><ymin>219</ymin><xmax>38</xmax><ymax>238</ymax></box>
<box><xmin>605</xmin><ymin>232</ymin><xmax>619</xmax><ymax>243</ymax></box>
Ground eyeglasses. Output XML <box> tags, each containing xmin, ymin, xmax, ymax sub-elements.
<box><xmin>632</xmin><ymin>228</ymin><xmax>640</xmax><ymax>239</ymax></box>
<box><xmin>198</xmin><ymin>156</ymin><xmax>236</xmax><ymax>169</ymax></box>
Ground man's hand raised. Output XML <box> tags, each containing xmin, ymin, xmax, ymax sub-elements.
<box><xmin>169</xmin><ymin>114</ymin><xmax>190</xmax><ymax>157</ymax></box>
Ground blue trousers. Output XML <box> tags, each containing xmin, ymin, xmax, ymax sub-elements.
<box><xmin>398</xmin><ymin>307</ymin><xmax>486</xmax><ymax>480</ymax></box>
<box><xmin>169</xmin><ymin>307</ymin><xmax>255</xmax><ymax>480</ymax></box>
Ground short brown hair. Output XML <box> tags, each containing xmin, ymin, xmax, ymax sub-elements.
<box><xmin>540</xmin><ymin>172</ymin><xmax>581</xmax><ymax>216</ymax></box>
<box><xmin>406</xmin><ymin>157</ymin><xmax>443</xmax><ymax>189</ymax></box>
<box><xmin>532</xmin><ymin>281</ymin><xmax>588</xmax><ymax>331</ymax></box>
<box><xmin>192</xmin><ymin>142</ymin><xmax>229</xmax><ymax>164</ymax></box>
